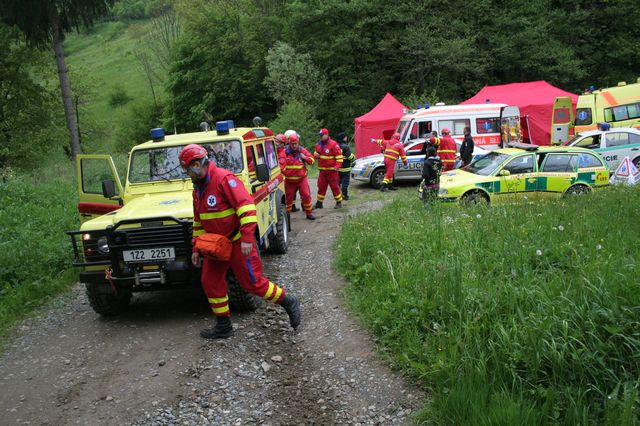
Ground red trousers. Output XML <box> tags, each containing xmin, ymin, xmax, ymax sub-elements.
<box><xmin>317</xmin><ymin>170</ymin><xmax>343</xmax><ymax>203</ymax></box>
<box><xmin>382</xmin><ymin>158</ymin><xmax>396</xmax><ymax>185</ymax></box>
<box><xmin>201</xmin><ymin>242</ymin><xmax>285</xmax><ymax>317</ymax></box>
<box><xmin>285</xmin><ymin>178</ymin><xmax>313</xmax><ymax>214</ymax></box>
<box><xmin>442</xmin><ymin>162</ymin><xmax>455</xmax><ymax>172</ymax></box>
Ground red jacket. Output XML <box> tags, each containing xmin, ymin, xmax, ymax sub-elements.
<box><xmin>191</xmin><ymin>162</ymin><xmax>258</xmax><ymax>246</ymax></box>
<box><xmin>314</xmin><ymin>139</ymin><xmax>343</xmax><ymax>171</ymax></box>
<box><xmin>437</xmin><ymin>135</ymin><xmax>457</xmax><ymax>166</ymax></box>
<box><xmin>377</xmin><ymin>138</ymin><xmax>407</xmax><ymax>163</ymax></box>
<box><xmin>277</xmin><ymin>146</ymin><xmax>287</xmax><ymax>170</ymax></box>
<box><xmin>283</xmin><ymin>146</ymin><xmax>314</xmax><ymax>181</ymax></box>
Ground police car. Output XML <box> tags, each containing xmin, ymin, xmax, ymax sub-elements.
<box><xmin>351</xmin><ymin>140</ymin><xmax>488</xmax><ymax>188</ymax></box>
<box><xmin>562</xmin><ymin>128</ymin><xmax>640</xmax><ymax>170</ymax></box>
<box><xmin>437</xmin><ymin>144</ymin><xmax>609</xmax><ymax>204</ymax></box>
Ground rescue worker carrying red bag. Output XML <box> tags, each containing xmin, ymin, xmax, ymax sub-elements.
<box><xmin>314</xmin><ymin>128</ymin><xmax>344</xmax><ymax>209</ymax></box>
<box><xmin>283</xmin><ymin>134</ymin><xmax>316</xmax><ymax>220</ymax></box>
<box><xmin>437</xmin><ymin>128</ymin><xmax>457</xmax><ymax>172</ymax></box>
<box><xmin>179</xmin><ymin>144</ymin><xmax>301</xmax><ymax>339</ymax></box>
<box><xmin>374</xmin><ymin>132</ymin><xmax>407</xmax><ymax>192</ymax></box>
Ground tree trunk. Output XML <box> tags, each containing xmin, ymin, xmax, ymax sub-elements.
<box><xmin>51</xmin><ymin>11</ymin><xmax>81</xmax><ymax>159</ymax></box>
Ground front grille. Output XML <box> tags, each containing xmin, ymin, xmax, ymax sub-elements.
<box><xmin>122</xmin><ymin>225</ymin><xmax>187</xmax><ymax>247</ymax></box>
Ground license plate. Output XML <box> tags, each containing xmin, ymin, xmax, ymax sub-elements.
<box><xmin>123</xmin><ymin>247</ymin><xmax>175</xmax><ymax>263</ymax></box>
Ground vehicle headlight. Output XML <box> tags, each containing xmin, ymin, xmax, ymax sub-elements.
<box><xmin>438</xmin><ymin>187</ymin><xmax>448</xmax><ymax>196</ymax></box>
<box><xmin>96</xmin><ymin>236</ymin><xmax>110</xmax><ymax>254</ymax></box>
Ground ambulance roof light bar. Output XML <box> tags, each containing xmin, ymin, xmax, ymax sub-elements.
<box><xmin>150</xmin><ymin>127</ymin><xmax>165</xmax><ymax>142</ymax></box>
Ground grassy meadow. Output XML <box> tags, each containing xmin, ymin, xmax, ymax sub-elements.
<box><xmin>335</xmin><ymin>186</ymin><xmax>640</xmax><ymax>424</ymax></box>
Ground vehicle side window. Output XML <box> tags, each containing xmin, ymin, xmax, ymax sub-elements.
<box><xmin>439</xmin><ymin>119</ymin><xmax>470</xmax><ymax>136</ymax></box>
<box><xmin>407</xmin><ymin>143</ymin><xmax>424</xmax><ymax>156</ymax></box>
<box><xmin>606</xmin><ymin>132</ymin><xmax>630</xmax><ymax>148</ymax></box>
<box><xmin>264</xmin><ymin>139</ymin><xmax>278</xmax><ymax>170</ymax></box>
<box><xmin>81</xmin><ymin>158</ymin><xmax>120</xmax><ymax>195</ymax></box>
<box><xmin>604</xmin><ymin>103</ymin><xmax>640</xmax><ymax>122</ymax></box>
<box><xmin>418</xmin><ymin>121</ymin><xmax>432</xmax><ymax>138</ymax></box>
<box><xmin>204</xmin><ymin>141</ymin><xmax>242</xmax><ymax>172</ymax></box>
<box><xmin>408</xmin><ymin>122</ymin><xmax>419</xmax><ymax>140</ymax></box>
<box><xmin>245</xmin><ymin>145</ymin><xmax>257</xmax><ymax>183</ymax></box>
<box><xmin>476</xmin><ymin>118</ymin><xmax>500</xmax><ymax>134</ymax></box>
<box><xmin>578</xmin><ymin>153</ymin><xmax>604</xmax><ymax>169</ymax></box>
<box><xmin>628</xmin><ymin>103</ymin><xmax>640</xmax><ymax>119</ymax></box>
<box><xmin>503</xmin><ymin>154</ymin><xmax>534</xmax><ymax>174</ymax></box>
<box><xmin>541</xmin><ymin>154</ymin><xmax>577</xmax><ymax>173</ymax></box>
<box><xmin>575</xmin><ymin>135</ymin><xmax>600</xmax><ymax>148</ymax></box>
<box><xmin>630</xmin><ymin>133</ymin><xmax>640</xmax><ymax>144</ymax></box>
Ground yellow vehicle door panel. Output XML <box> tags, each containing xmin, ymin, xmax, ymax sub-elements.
<box><xmin>551</xmin><ymin>97</ymin><xmax>575</xmax><ymax>144</ymax></box>
<box><xmin>76</xmin><ymin>155</ymin><xmax>124</xmax><ymax>223</ymax></box>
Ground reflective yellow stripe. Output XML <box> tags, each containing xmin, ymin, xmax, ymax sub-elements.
<box><xmin>400</xmin><ymin>156</ymin><xmax>407</xmax><ymax>161</ymax></box>
<box><xmin>339</xmin><ymin>168</ymin><xmax>351</xmax><ymax>172</ymax></box>
<box><xmin>200</xmin><ymin>208</ymin><xmax>235</xmax><ymax>220</ymax></box>
<box><xmin>386</xmin><ymin>149</ymin><xmax>399</xmax><ymax>155</ymax></box>
<box><xmin>384</xmin><ymin>154</ymin><xmax>399</xmax><ymax>160</ymax></box>
<box><xmin>193</xmin><ymin>221</ymin><xmax>201</xmax><ymax>227</ymax></box>
<box><xmin>319</xmin><ymin>155</ymin><xmax>334</xmax><ymax>159</ymax></box>
<box><xmin>287</xmin><ymin>165</ymin><xmax>304</xmax><ymax>169</ymax></box>
<box><xmin>213</xmin><ymin>306</ymin><xmax>230</xmax><ymax>314</ymax></box>
<box><xmin>439</xmin><ymin>150</ymin><xmax>456</xmax><ymax>153</ymax></box>
<box><xmin>193</xmin><ymin>229</ymin><xmax>206</xmax><ymax>237</ymax></box>
<box><xmin>308</xmin><ymin>158</ymin><xmax>315</xmax><ymax>165</ymax></box>
<box><xmin>263</xmin><ymin>282</ymin><xmax>275</xmax><ymax>299</ymax></box>
<box><xmin>231</xmin><ymin>232</ymin><xmax>242</xmax><ymax>241</ymax></box>
<box><xmin>318</xmin><ymin>167</ymin><xmax>336</xmax><ymax>170</ymax></box>
<box><xmin>208</xmin><ymin>296</ymin><xmax>229</xmax><ymax>304</ymax></box>
<box><xmin>335</xmin><ymin>156</ymin><xmax>344</xmax><ymax>160</ymax></box>
<box><xmin>236</xmin><ymin>204</ymin><xmax>256</xmax><ymax>216</ymax></box>
<box><xmin>270</xmin><ymin>286</ymin><xmax>283</xmax><ymax>302</ymax></box>
<box><xmin>285</xmin><ymin>175</ymin><xmax>304</xmax><ymax>180</ymax></box>
<box><xmin>240</xmin><ymin>215</ymin><xmax>258</xmax><ymax>225</ymax></box>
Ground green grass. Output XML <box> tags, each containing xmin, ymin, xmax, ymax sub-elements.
<box><xmin>64</xmin><ymin>19</ymin><xmax>162</xmax><ymax>152</ymax></box>
<box><xmin>0</xmin><ymin>162</ymin><xmax>79</xmax><ymax>341</ymax></box>
<box><xmin>335</xmin><ymin>187</ymin><xmax>640</xmax><ymax>425</ymax></box>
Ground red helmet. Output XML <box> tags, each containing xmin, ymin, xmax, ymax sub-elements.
<box><xmin>179</xmin><ymin>144</ymin><xmax>207</xmax><ymax>167</ymax></box>
<box><xmin>319</xmin><ymin>128</ymin><xmax>329</xmax><ymax>136</ymax></box>
<box><xmin>441</xmin><ymin>128</ymin><xmax>451</xmax><ymax>135</ymax></box>
<box><xmin>288</xmin><ymin>133</ymin><xmax>300</xmax><ymax>143</ymax></box>
<box><xmin>275</xmin><ymin>133</ymin><xmax>287</xmax><ymax>143</ymax></box>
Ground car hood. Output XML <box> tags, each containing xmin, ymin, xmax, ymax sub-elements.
<box><xmin>440</xmin><ymin>169</ymin><xmax>490</xmax><ymax>187</ymax></box>
<box><xmin>80</xmin><ymin>191</ymin><xmax>194</xmax><ymax>231</ymax></box>
<box><xmin>354</xmin><ymin>153</ymin><xmax>384</xmax><ymax>166</ymax></box>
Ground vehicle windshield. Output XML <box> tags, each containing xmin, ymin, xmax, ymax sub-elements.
<box><xmin>463</xmin><ymin>152</ymin><xmax>511</xmax><ymax>176</ymax></box>
<box><xmin>128</xmin><ymin>140</ymin><xmax>243</xmax><ymax>183</ymax></box>
<box><xmin>396</xmin><ymin>120</ymin><xmax>411</xmax><ymax>141</ymax></box>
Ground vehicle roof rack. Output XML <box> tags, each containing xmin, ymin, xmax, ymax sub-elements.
<box><xmin>507</xmin><ymin>142</ymin><xmax>539</xmax><ymax>151</ymax></box>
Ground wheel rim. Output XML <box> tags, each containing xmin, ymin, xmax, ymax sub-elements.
<box><xmin>373</xmin><ymin>170</ymin><xmax>383</xmax><ymax>186</ymax></box>
<box><xmin>281</xmin><ymin>209</ymin><xmax>288</xmax><ymax>244</ymax></box>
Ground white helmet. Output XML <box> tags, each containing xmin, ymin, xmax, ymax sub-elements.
<box><xmin>284</xmin><ymin>129</ymin><xmax>298</xmax><ymax>140</ymax></box>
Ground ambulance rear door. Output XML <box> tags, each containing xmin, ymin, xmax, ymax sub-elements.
<box><xmin>551</xmin><ymin>97</ymin><xmax>575</xmax><ymax>144</ymax></box>
<box><xmin>500</xmin><ymin>106</ymin><xmax>522</xmax><ymax>146</ymax></box>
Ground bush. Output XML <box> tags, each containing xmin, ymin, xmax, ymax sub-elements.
<box><xmin>108</xmin><ymin>84</ymin><xmax>132</xmax><ymax>107</ymax></box>
<box><xmin>114</xmin><ymin>98</ymin><xmax>164</xmax><ymax>152</ymax></box>
<box><xmin>335</xmin><ymin>187</ymin><xmax>640</xmax><ymax>424</ymax></box>
<box><xmin>268</xmin><ymin>100</ymin><xmax>321</xmax><ymax>150</ymax></box>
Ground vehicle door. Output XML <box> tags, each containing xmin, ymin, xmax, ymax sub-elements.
<box><xmin>76</xmin><ymin>155</ymin><xmax>124</xmax><ymax>224</ymax></box>
<box><xmin>493</xmin><ymin>153</ymin><xmax>537</xmax><ymax>202</ymax></box>
<box><xmin>245</xmin><ymin>142</ymin><xmax>271</xmax><ymax>238</ymax></box>
<box><xmin>551</xmin><ymin>97</ymin><xmax>575</xmax><ymax>144</ymax></box>
<box><xmin>500</xmin><ymin>106</ymin><xmax>522</xmax><ymax>146</ymax></box>
<box><xmin>397</xmin><ymin>141</ymin><xmax>425</xmax><ymax>179</ymax></box>
<box><xmin>601</xmin><ymin>131</ymin><xmax>640</xmax><ymax>170</ymax></box>
<box><xmin>537</xmin><ymin>153</ymin><xmax>579</xmax><ymax>198</ymax></box>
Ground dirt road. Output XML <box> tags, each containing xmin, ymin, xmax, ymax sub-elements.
<box><xmin>0</xmin><ymin>180</ymin><xmax>423</xmax><ymax>425</ymax></box>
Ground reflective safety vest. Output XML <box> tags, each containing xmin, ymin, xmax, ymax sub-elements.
<box><xmin>376</xmin><ymin>139</ymin><xmax>407</xmax><ymax>163</ymax></box>
<box><xmin>314</xmin><ymin>139</ymin><xmax>343</xmax><ymax>171</ymax></box>
<box><xmin>437</xmin><ymin>135</ymin><xmax>457</xmax><ymax>165</ymax></box>
<box><xmin>338</xmin><ymin>142</ymin><xmax>356</xmax><ymax>172</ymax></box>
<box><xmin>283</xmin><ymin>146</ymin><xmax>314</xmax><ymax>181</ymax></box>
<box><xmin>192</xmin><ymin>162</ymin><xmax>258</xmax><ymax>245</ymax></box>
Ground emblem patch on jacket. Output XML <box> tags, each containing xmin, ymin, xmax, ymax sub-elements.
<box><xmin>325</xmin><ymin>149</ymin><xmax>330</xmax><ymax>154</ymax></box>
<box><xmin>229</xmin><ymin>179</ymin><xmax>237</xmax><ymax>188</ymax></box>
<box><xmin>207</xmin><ymin>195</ymin><xmax>217</xmax><ymax>208</ymax></box>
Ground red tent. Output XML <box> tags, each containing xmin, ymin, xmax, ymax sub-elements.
<box><xmin>354</xmin><ymin>93</ymin><xmax>408</xmax><ymax>158</ymax></box>
<box><xmin>461</xmin><ymin>81</ymin><xmax>578</xmax><ymax>145</ymax></box>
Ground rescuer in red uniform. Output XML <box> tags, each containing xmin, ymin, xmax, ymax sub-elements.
<box><xmin>437</xmin><ymin>128</ymin><xmax>457</xmax><ymax>172</ymax></box>
<box><xmin>375</xmin><ymin>132</ymin><xmax>407</xmax><ymax>192</ymax></box>
<box><xmin>179</xmin><ymin>144</ymin><xmax>301</xmax><ymax>339</ymax></box>
<box><xmin>283</xmin><ymin>134</ymin><xmax>315</xmax><ymax>220</ymax></box>
<box><xmin>314</xmin><ymin>128</ymin><xmax>344</xmax><ymax>209</ymax></box>
<box><xmin>275</xmin><ymin>133</ymin><xmax>288</xmax><ymax>170</ymax></box>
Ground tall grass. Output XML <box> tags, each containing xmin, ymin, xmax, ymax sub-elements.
<box><xmin>335</xmin><ymin>187</ymin><xmax>640</xmax><ymax>424</ymax></box>
<box><xmin>0</xmin><ymin>164</ymin><xmax>79</xmax><ymax>339</ymax></box>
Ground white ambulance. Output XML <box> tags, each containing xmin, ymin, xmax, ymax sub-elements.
<box><xmin>395</xmin><ymin>103</ymin><xmax>508</xmax><ymax>149</ymax></box>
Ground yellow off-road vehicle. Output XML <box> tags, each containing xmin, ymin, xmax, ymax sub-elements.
<box><xmin>67</xmin><ymin>121</ymin><xmax>289</xmax><ymax>315</ymax></box>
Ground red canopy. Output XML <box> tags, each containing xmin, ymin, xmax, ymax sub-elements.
<box><xmin>354</xmin><ymin>93</ymin><xmax>408</xmax><ymax>158</ymax></box>
<box><xmin>461</xmin><ymin>81</ymin><xmax>577</xmax><ymax>145</ymax></box>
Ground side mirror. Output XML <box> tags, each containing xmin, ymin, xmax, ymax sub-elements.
<box><xmin>102</xmin><ymin>179</ymin><xmax>117</xmax><ymax>199</ymax></box>
<box><xmin>498</xmin><ymin>169</ymin><xmax>511</xmax><ymax>177</ymax></box>
<box><xmin>255</xmin><ymin>163</ymin><xmax>270</xmax><ymax>182</ymax></box>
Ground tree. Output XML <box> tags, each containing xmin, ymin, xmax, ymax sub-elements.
<box><xmin>0</xmin><ymin>0</ymin><xmax>114</xmax><ymax>160</ymax></box>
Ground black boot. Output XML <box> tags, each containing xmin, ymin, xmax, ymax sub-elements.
<box><xmin>334</xmin><ymin>201</ymin><xmax>342</xmax><ymax>209</ymax></box>
<box><xmin>200</xmin><ymin>316</ymin><xmax>233</xmax><ymax>339</ymax></box>
<box><xmin>389</xmin><ymin>183</ymin><xmax>398</xmax><ymax>191</ymax></box>
<box><xmin>291</xmin><ymin>205</ymin><xmax>300</xmax><ymax>212</ymax></box>
<box><xmin>280</xmin><ymin>294</ymin><xmax>301</xmax><ymax>329</ymax></box>
<box><xmin>380</xmin><ymin>183</ymin><xmax>388</xmax><ymax>192</ymax></box>
<box><xmin>342</xmin><ymin>192</ymin><xmax>350</xmax><ymax>201</ymax></box>
<box><xmin>315</xmin><ymin>201</ymin><xmax>323</xmax><ymax>209</ymax></box>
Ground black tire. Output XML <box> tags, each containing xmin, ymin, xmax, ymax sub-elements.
<box><xmin>267</xmin><ymin>201</ymin><xmax>289</xmax><ymax>254</ymax></box>
<box><xmin>227</xmin><ymin>272</ymin><xmax>260</xmax><ymax>312</ymax></box>
<box><xmin>633</xmin><ymin>157</ymin><xmax>640</xmax><ymax>169</ymax></box>
<box><xmin>85</xmin><ymin>282</ymin><xmax>131</xmax><ymax>316</ymax></box>
<box><xmin>370</xmin><ymin>168</ymin><xmax>385</xmax><ymax>189</ymax></box>
<box><xmin>461</xmin><ymin>190</ymin><xmax>489</xmax><ymax>206</ymax></box>
<box><xmin>564</xmin><ymin>185</ymin><xmax>589</xmax><ymax>196</ymax></box>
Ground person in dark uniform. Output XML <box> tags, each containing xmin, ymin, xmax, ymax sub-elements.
<box><xmin>336</xmin><ymin>132</ymin><xmax>355</xmax><ymax>200</ymax></box>
<box><xmin>420</xmin><ymin>145</ymin><xmax>442</xmax><ymax>206</ymax></box>
<box><xmin>459</xmin><ymin>126</ymin><xmax>475</xmax><ymax>167</ymax></box>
